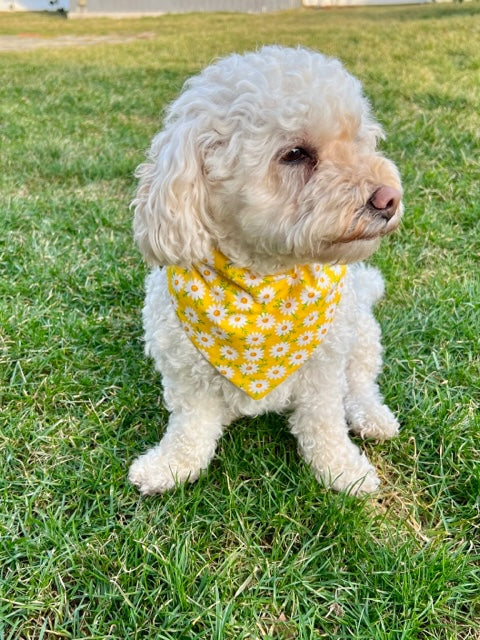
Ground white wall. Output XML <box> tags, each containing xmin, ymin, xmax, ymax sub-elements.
<box><xmin>67</xmin><ymin>0</ymin><xmax>300</xmax><ymax>15</ymax></box>
<box><xmin>0</xmin><ymin>0</ymin><xmax>67</xmax><ymax>9</ymax></box>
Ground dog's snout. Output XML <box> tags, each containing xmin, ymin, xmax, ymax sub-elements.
<box><xmin>368</xmin><ymin>186</ymin><xmax>401</xmax><ymax>220</ymax></box>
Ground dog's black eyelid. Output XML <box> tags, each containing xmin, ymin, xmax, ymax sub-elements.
<box><xmin>281</xmin><ymin>147</ymin><xmax>312</xmax><ymax>164</ymax></box>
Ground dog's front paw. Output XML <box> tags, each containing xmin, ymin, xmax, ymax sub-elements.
<box><xmin>128</xmin><ymin>447</ymin><xmax>201</xmax><ymax>495</ymax></box>
<box><xmin>128</xmin><ymin>457</ymin><xmax>175</xmax><ymax>495</ymax></box>
<box><xmin>348</xmin><ymin>402</ymin><xmax>399</xmax><ymax>441</ymax></box>
<box><xmin>330</xmin><ymin>462</ymin><xmax>380</xmax><ymax>496</ymax></box>
<box><xmin>312</xmin><ymin>450</ymin><xmax>380</xmax><ymax>496</ymax></box>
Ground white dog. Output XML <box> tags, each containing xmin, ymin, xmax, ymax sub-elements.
<box><xmin>129</xmin><ymin>46</ymin><xmax>403</xmax><ymax>496</ymax></box>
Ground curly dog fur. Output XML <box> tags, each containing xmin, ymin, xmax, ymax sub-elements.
<box><xmin>129</xmin><ymin>46</ymin><xmax>403</xmax><ymax>496</ymax></box>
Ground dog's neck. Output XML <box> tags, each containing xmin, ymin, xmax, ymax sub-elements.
<box><xmin>213</xmin><ymin>242</ymin><xmax>315</xmax><ymax>277</ymax></box>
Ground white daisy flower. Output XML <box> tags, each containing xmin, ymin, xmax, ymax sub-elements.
<box><xmin>245</xmin><ymin>333</ymin><xmax>266</xmax><ymax>346</ymax></box>
<box><xmin>249</xmin><ymin>379</ymin><xmax>269</xmax><ymax>395</ymax></box>
<box><xmin>266</xmin><ymin>365</ymin><xmax>286</xmax><ymax>380</ymax></box>
<box><xmin>206</xmin><ymin>304</ymin><xmax>227</xmax><ymax>324</ymax></box>
<box><xmin>325</xmin><ymin>304</ymin><xmax>337</xmax><ymax>320</ymax></box>
<box><xmin>228</xmin><ymin>313</ymin><xmax>248</xmax><ymax>329</ymax></box>
<box><xmin>269</xmin><ymin>342</ymin><xmax>290</xmax><ymax>358</ymax></box>
<box><xmin>240</xmin><ymin>362</ymin><xmax>259</xmax><ymax>375</ymax></box>
<box><xmin>275</xmin><ymin>320</ymin><xmax>294</xmax><ymax>336</ymax></box>
<box><xmin>325</xmin><ymin>290</ymin><xmax>337</xmax><ymax>304</ymax></box>
<box><xmin>310</xmin><ymin>264</ymin><xmax>322</xmax><ymax>277</ymax></box>
<box><xmin>171</xmin><ymin>274</ymin><xmax>184</xmax><ymax>292</ymax></box>
<box><xmin>297</xmin><ymin>331</ymin><xmax>314</xmax><ymax>346</ymax></box>
<box><xmin>255</xmin><ymin>313</ymin><xmax>275</xmax><ymax>330</ymax></box>
<box><xmin>218</xmin><ymin>365</ymin><xmax>234</xmax><ymax>379</ymax></box>
<box><xmin>317</xmin><ymin>323</ymin><xmax>331</xmax><ymax>340</ymax></box>
<box><xmin>210</xmin><ymin>286</ymin><xmax>225</xmax><ymax>302</ymax></box>
<box><xmin>287</xmin><ymin>270</ymin><xmax>303</xmax><ymax>286</ymax></box>
<box><xmin>331</xmin><ymin>265</ymin><xmax>344</xmax><ymax>276</ymax></box>
<box><xmin>220</xmin><ymin>346</ymin><xmax>238</xmax><ymax>361</ymax></box>
<box><xmin>243</xmin><ymin>348</ymin><xmax>264</xmax><ymax>362</ymax></box>
<box><xmin>182</xmin><ymin>323</ymin><xmax>194</xmax><ymax>337</ymax></box>
<box><xmin>196</xmin><ymin>332</ymin><xmax>214</xmax><ymax>348</ymax></box>
<box><xmin>184</xmin><ymin>307</ymin><xmax>199</xmax><ymax>324</ymax></box>
<box><xmin>243</xmin><ymin>271</ymin><xmax>262</xmax><ymax>287</ymax></box>
<box><xmin>185</xmin><ymin>279</ymin><xmax>205</xmax><ymax>300</ymax></box>
<box><xmin>211</xmin><ymin>327</ymin><xmax>229</xmax><ymax>340</ymax></box>
<box><xmin>316</xmin><ymin>273</ymin><xmax>331</xmax><ymax>291</ymax></box>
<box><xmin>199</xmin><ymin>266</ymin><xmax>217</xmax><ymax>282</ymax></box>
<box><xmin>303</xmin><ymin>311</ymin><xmax>319</xmax><ymax>327</ymax></box>
<box><xmin>289</xmin><ymin>349</ymin><xmax>309</xmax><ymax>366</ymax></box>
<box><xmin>300</xmin><ymin>287</ymin><xmax>321</xmax><ymax>305</ymax></box>
<box><xmin>200</xmin><ymin>251</ymin><xmax>215</xmax><ymax>267</ymax></box>
<box><xmin>257</xmin><ymin>285</ymin><xmax>276</xmax><ymax>303</ymax></box>
<box><xmin>279</xmin><ymin>298</ymin><xmax>298</xmax><ymax>315</ymax></box>
<box><xmin>233</xmin><ymin>291</ymin><xmax>254</xmax><ymax>310</ymax></box>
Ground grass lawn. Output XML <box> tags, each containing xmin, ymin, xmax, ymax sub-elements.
<box><xmin>0</xmin><ymin>4</ymin><xmax>479</xmax><ymax>639</ymax></box>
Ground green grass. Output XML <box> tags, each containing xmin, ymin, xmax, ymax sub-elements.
<box><xmin>0</xmin><ymin>5</ymin><xmax>479</xmax><ymax>639</ymax></box>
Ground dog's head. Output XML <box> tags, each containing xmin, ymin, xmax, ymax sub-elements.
<box><xmin>133</xmin><ymin>46</ymin><xmax>403</xmax><ymax>271</ymax></box>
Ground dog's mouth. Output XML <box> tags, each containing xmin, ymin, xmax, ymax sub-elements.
<box><xmin>333</xmin><ymin>204</ymin><xmax>402</xmax><ymax>245</ymax></box>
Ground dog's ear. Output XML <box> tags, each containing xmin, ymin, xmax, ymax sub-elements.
<box><xmin>132</xmin><ymin>122</ymin><xmax>213</xmax><ymax>267</ymax></box>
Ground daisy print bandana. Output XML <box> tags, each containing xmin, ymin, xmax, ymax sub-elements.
<box><xmin>167</xmin><ymin>250</ymin><xmax>346</xmax><ymax>399</ymax></box>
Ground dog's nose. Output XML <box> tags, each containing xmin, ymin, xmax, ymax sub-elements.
<box><xmin>368</xmin><ymin>186</ymin><xmax>401</xmax><ymax>220</ymax></box>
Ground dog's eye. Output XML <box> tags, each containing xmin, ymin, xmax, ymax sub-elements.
<box><xmin>281</xmin><ymin>147</ymin><xmax>313</xmax><ymax>165</ymax></box>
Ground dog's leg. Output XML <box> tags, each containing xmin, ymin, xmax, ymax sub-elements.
<box><xmin>289</xmin><ymin>367</ymin><xmax>380</xmax><ymax>495</ymax></box>
<box><xmin>345</xmin><ymin>308</ymin><xmax>399</xmax><ymax>441</ymax></box>
<box><xmin>129</xmin><ymin>394</ymin><xmax>229</xmax><ymax>495</ymax></box>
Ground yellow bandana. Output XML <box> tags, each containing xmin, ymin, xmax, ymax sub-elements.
<box><xmin>167</xmin><ymin>250</ymin><xmax>346</xmax><ymax>399</ymax></box>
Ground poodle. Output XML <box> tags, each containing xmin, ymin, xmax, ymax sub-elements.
<box><xmin>128</xmin><ymin>46</ymin><xmax>403</xmax><ymax>496</ymax></box>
